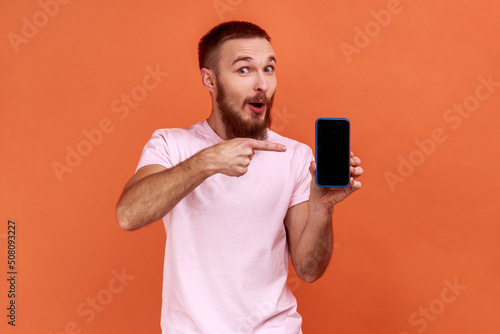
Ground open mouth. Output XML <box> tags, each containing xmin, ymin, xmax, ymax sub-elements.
<box><xmin>248</xmin><ymin>101</ymin><xmax>266</xmax><ymax>114</ymax></box>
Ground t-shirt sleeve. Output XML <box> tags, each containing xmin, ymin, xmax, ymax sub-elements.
<box><xmin>135</xmin><ymin>129</ymin><xmax>176</xmax><ymax>172</ymax></box>
<box><xmin>289</xmin><ymin>145</ymin><xmax>314</xmax><ymax>208</ymax></box>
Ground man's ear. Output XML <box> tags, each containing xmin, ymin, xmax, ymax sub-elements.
<box><xmin>200</xmin><ymin>68</ymin><xmax>217</xmax><ymax>93</ymax></box>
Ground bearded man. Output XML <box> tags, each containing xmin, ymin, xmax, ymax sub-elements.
<box><xmin>116</xmin><ymin>21</ymin><xmax>363</xmax><ymax>334</ymax></box>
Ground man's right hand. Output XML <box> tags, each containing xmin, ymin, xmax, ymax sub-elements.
<box><xmin>200</xmin><ymin>138</ymin><xmax>287</xmax><ymax>177</ymax></box>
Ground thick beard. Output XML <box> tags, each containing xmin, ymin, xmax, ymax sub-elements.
<box><xmin>216</xmin><ymin>81</ymin><xmax>273</xmax><ymax>140</ymax></box>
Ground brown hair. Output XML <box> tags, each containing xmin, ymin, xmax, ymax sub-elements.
<box><xmin>198</xmin><ymin>21</ymin><xmax>271</xmax><ymax>72</ymax></box>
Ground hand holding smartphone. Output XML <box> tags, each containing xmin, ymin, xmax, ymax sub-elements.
<box><xmin>315</xmin><ymin>118</ymin><xmax>351</xmax><ymax>187</ymax></box>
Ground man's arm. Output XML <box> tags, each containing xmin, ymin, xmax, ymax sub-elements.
<box><xmin>116</xmin><ymin>158</ymin><xmax>209</xmax><ymax>231</ymax></box>
<box><xmin>284</xmin><ymin>153</ymin><xmax>363</xmax><ymax>283</ymax></box>
<box><xmin>116</xmin><ymin>138</ymin><xmax>287</xmax><ymax>231</ymax></box>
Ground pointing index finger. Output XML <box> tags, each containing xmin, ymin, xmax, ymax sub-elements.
<box><xmin>250</xmin><ymin>139</ymin><xmax>287</xmax><ymax>152</ymax></box>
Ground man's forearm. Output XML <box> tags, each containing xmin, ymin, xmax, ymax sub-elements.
<box><xmin>117</xmin><ymin>137</ymin><xmax>285</xmax><ymax>231</ymax></box>
<box><xmin>293</xmin><ymin>203</ymin><xmax>334</xmax><ymax>283</ymax></box>
<box><xmin>116</xmin><ymin>153</ymin><xmax>214</xmax><ymax>230</ymax></box>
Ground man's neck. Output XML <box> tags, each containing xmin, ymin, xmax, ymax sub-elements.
<box><xmin>207</xmin><ymin>110</ymin><xmax>228</xmax><ymax>140</ymax></box>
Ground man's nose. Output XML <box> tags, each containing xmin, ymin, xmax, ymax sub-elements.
<box><xmin>254</xmin><ymin>71</ymin><xmax>269</xmax><ymax>92</ymax></box>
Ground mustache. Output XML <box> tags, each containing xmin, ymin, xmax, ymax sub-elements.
<box><xmin>242</xmin><ymin>93</ymin><xmax>271</xmax><ymax>108</ymax></box>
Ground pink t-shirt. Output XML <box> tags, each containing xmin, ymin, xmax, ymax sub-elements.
<box><xmin>136</xmin><ymin>120</ymin><xmax>313</xmax><ymax>334</ymax></box>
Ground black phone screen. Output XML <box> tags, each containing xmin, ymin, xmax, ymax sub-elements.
<box><xmin>315</xmin><ymin>118</ymin><xmax>350</xmax><ymax>187</ymax></box>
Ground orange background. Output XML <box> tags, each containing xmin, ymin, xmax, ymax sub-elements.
<box><xmin>1</xmin><ymin>0</ymin><xmax>499</xmax><ymax>333</ymax></box>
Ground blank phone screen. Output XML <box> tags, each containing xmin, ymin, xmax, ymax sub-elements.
<box><xmin>315</xmin><ymin>118</ymin><xmax>350</xmax><ymax>187</ymax></box>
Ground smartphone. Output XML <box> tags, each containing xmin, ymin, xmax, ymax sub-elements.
<box><xmin>315</xmin><ymin>118</ymin><xmax>351</xmax><ymax>187</ymax></box>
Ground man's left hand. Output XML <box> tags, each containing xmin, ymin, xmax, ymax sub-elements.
<box><xmin>309</xmin><ymin>152</ymin><xmax>363</xmax><ymax>208</ymax></box>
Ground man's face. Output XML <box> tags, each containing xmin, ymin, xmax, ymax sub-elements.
<box><xmin>214</xmin><ymin>38</ymin><xmax>277</xmax><ymax>140</ymax></box>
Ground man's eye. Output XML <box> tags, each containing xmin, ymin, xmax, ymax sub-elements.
<box><xmin>264</xmin><ymin>66</ymin><xmax>275</xmax><ymax>72</ymax></box>
<box><xmin>238</xmin><ymin>68</ymin><xmax>249</xmax><ymax>74</ymax></box>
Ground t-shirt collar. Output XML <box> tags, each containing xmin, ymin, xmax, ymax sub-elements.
<box><xmin>200</xmin><ymin>119</ymin><xmax>224</xmax><ymax>143</ymax></box>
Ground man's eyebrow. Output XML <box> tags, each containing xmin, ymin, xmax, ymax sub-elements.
<box><xmin>231</xmin><ymin>56</ymin><xmax>277</xmax><ymax>66</ymax></box>
<box><xmin>232</xmin><ymin>56</ymin><xmax>253</xmax><ymax>66</ymax></box>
